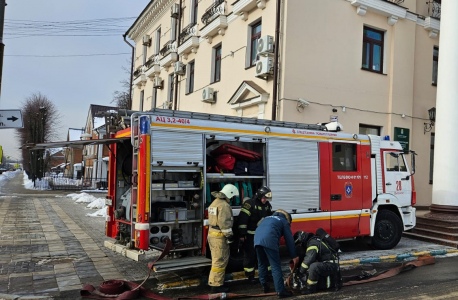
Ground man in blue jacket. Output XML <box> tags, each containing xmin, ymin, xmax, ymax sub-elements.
<box><xmin>254</xmin><ymin>209</ymin><xmax>299</xmax><ymax>298</ymax></box>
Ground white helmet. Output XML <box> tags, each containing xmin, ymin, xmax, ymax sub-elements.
<box><xmin>220</xmin><ymin>184</ymin><xmax>239</xmax><ymax>199</ymax></box>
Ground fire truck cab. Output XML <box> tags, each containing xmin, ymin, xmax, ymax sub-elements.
<box><xmin>104</xmin><ymin>109</ymin><xmax>416</xmax><ymax>271</ymax></box>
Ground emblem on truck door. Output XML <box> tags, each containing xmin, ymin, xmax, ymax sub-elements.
<box><xmin>345</xmin><ymin>182</ymin><xmax>353</xmax><ymax>198</ymax></box>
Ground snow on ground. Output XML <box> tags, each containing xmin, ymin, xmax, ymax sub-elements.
<box><xmin>0</xmin><ymin>170</ymin><xmax>20</xmax><ymax>183</ymax></box>
<box><xmin>65</xmin><ymin>192</ymin><xmax>107</xmax><ymax>218</ymax></box>
<box><xmin>23</xmin><ymin>171</ymin><xmax>51</xmax><ymax>190</ymax></box>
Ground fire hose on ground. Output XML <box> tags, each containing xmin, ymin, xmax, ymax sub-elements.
<box><xmin>81</xmin><ymin>240</ymin><xmax>436</xmax><ymax>300</ymax></box>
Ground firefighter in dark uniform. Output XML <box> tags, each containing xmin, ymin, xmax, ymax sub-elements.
<box><xmin>207</xmin><ymin>184</ymin><xmax>239</xmax><ymax>293</ymax></box>
<box><xmin>296</xmin><ymin>230</ymin><xmax>339</xmax><ymax>295</ymax></box>
<box><xmin>238</xmin><ymin>186</ymin><xmax>273</xmax><ymax>283</ymax></box>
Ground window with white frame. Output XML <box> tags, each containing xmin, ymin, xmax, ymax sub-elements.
<box><xmin>186</xmin><ymin>60</ymin><xmax>195</xmax><ymax>94</ymax></box>
<box><xmin>247</xmin><ymin>20</ymin><xmax>262</xmax><ymax>68</ymax></box>
<box><xmin>168</xmin><ymin>73</ymin><xmax>174</xmax><ymax>106</ymax></box>
<box><xmin>155</xmin><ymin>27</ymin><xmax>161</xmax><ymax>55</ymax></box>
<box><xmin>152</xmin><ymin>86</ymin><xmax>158</xmax><ymax>109</ymax></box>
<box><xmin>139</xmin><ymin>90</ymin><xmax>144</xmax><ymax>111</ymax></box>
<box><xmin>211</xmin><ymin>44</ymin><xmax>222</xmax><ymax>83</ymax></box>
<box><xmin>190</xmin><ymin>0</ymin><xmax>198</xmax><ymax>24</ymax></box>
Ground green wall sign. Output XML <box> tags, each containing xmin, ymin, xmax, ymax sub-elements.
<box><xmin>394</xmin><ymin>127</ymin><xmax>410</xmax><ymax>152</ymax></box>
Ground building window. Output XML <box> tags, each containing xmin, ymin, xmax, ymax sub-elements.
<box><xmin>186</xmin><ymin>60</ymin><xmax>195</xmax><ymax>94</ymax></box>
<box><xmin>432</xmin><ymin>46</ymin><xmax>439</xmax><ymax>86</ymax></box>
<box><xmin>430</xmin><ymin>133</ymin><xmax>435</xmax><ymax>184</ymax></box>
<box><xmin>143</xmin><ymin>44</ymin><xmax>147</xmax><ymax>65</ymax></box>
<box><xmin>332</xmin><ymin>143</ymin><xmax>357</xmax><ymax>172</ymax></box>
<box><xmin>171</xmin><ymin>18</ymin><xmax>177</xmax><ymax>41</ymax></box>
<box><xmin>155</xmin><ymin>27</ymin><xmax>161</xmax><ymax>55</ymax></box>
<box><xmin>362</xmin><ymin>27</ymin><xmax>384</xmax><ymax>73</ymax></box>
<box><xmin>139</xmin><ymin>90</ymin><xmax>144</xmax><ymax>111</ymax></box>
<box><xmin>152</xmin><ymin>87</ymin><xmax>158</xmax><ymax>109</ymax></box>
<box><xmin>212</xmin><ymin>44</ymin><xmax>222</xmax><ymax>83</ymax></box>
<box><xmin>359</xmin><ymin>124</ymin><xmax>381</xmax><ymax>136</ymax></box>
<box><xmin>249</xmin><ymin>21</ymin><xmax>262</xmax><ymax>67</ymax></box>
<box><xmin>191</xmin><ymin>0</ymin><xmax>198</xmax><ymax>24</ymax></box>
<box><xmin>168</xmin><ymin>73</ymin><xmax>174</xmax><ymax>107</ymax></box>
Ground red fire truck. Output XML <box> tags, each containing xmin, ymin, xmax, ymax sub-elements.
<box><xmin>102</xmin><ymin>109</ymin><xmax>416</xmax><ymax>271</ymax></box>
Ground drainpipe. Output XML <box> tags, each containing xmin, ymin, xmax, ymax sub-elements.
<box><xmin>0</xmin><ymin>1</ymin><xmax>6</xmax><ymax>99</ymax></box>
<box><xmin>271</xmin><ymin>0</ymin><xmax>281</xmax><ymax>121</ymax></box>
<box><xmin>123</xmin><ymin>33</ymin><xmax>134</xmax><ymax>110</ymax></box>
<box><xmin>173</xmin><ymin>0</ymin><xmax>183</xmax><ymax>111</ymax></box>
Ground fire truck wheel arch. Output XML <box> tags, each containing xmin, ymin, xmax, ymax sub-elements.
<box><xmin>371</xmin><ymin>209</ymin><xmax>403</xmax><ymax>250</ymax></box>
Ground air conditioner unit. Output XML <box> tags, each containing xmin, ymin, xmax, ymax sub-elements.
<box><xmin>171</xmin><ymin>4</ymin><xmax>180</xmax><ymax>18</ymax></box>
<box><xmin>257</xmin><ymin>35</ymin><xmax>274</xmax><ymax>55</ymax></box>
<box><xmin>153</xmin><ymin>77</ymin><xmax>163</xmax><ymax>89</ymax></box>
<box><xmin>82</xmin><ymin>149</ymin><xmax>88</xmax><ymax>156</ymax></box>
<box><xmin>142</xmin><ymin>35</ymin><xmax>151</xmax><ymax>46</ymax></box>
<box><xmin>255</xmin><ymin>56</ymin><xmax>274</xmax><ymax>77</ymax></box>
<box><xmin>174</xmin><ymin>61</ymin><xmax>186</xmax><ymax>75</ymax></box>
<box><xmin>202</xmin><ymin>87</ymin><xmax>215</xmax><ymax>103</ymax></box>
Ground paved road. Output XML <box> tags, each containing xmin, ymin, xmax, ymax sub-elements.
<box><xmin>1</xmin><ymin>172</ymin><xmax>458</xmax><ymax>300</ymax></box>
<box><xmin>0</xmin><ymin>172</ymin><xmax>149</xmax><ymax>298</ymax></box>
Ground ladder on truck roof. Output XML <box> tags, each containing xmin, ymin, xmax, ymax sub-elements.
<box><xmin>122</xmin><ymin>108</ymin><xmax>327</xmax><ymax>131</ymax></box>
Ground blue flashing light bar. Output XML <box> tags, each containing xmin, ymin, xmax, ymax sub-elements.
<box><xmin>140</xmin><ymin>116</ymin><xmax>150</xmax><ymax>134</ymax></box>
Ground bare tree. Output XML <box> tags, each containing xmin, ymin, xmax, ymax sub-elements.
<box><xmin>111</xmin><ymin>59</ymin><xmax>131</xmax><ymax>109</ymax></box>
<box><xmin>16</xmin><ymin>93</ymin><xmax>61</xmax><ymax>180</ymax></box>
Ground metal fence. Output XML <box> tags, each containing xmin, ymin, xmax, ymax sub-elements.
<box><xmin>44</xmin><ymin>175</ymin><xmax>108</xmax><ymax>191</ymax></box>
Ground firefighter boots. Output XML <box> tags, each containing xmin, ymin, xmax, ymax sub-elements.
<box><xmin>261</xmin><ymin>283</ymin><xmax>270</xmax><ymax>293</ymax></box>
<box><xmin>277</xmin><ymin>289</ymin><xmax>293</xmax><ymax>298</ymax></box>
<box><xmin>211</xmin><ymin>285</ymin><xmax>230</xmax><ymax>293</ymax></box>
<box><xmin>301</xmin><ymin>284</ymin><xmax>317</xmax><ymax>295</ymax></box>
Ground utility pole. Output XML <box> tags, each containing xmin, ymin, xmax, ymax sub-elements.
<box><xmin>0</xmin><ymin>1</ymin><xmax>6</xmax><ymax>99</ymax></box>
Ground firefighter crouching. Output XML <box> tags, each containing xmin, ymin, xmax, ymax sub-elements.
<box><xmin>238</xmin><ymin>186</ymin><xmax>273</xmax><ymax>283</ymax></box>
<box><xmin>254</xmin><ymin>209</ymin><xmax>299</xmax><ymax>298</ymax></box>
<box><xmin>295</xmin><ymin>228</ymin><xmax>341</xmax><ymax>295</ymax></box>
<box><xmin>207</xmin><ymin>184</ymin><xmax>239</xmax><ymax>293</ymax></box>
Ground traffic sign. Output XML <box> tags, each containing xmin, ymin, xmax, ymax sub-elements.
<box><xmin>0</xmin><ymin>110</ymin><xmax>23</xmax><ymax>128</ymax></box>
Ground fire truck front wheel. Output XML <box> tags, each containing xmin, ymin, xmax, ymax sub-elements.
<box><xmin>372</xmin><ymin>210</ymin><xmax>403</xmax><ymax>250</ymax></box>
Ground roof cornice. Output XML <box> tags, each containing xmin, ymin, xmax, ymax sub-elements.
<box><xmin>126</xmin><ymin>0</ymin><xmax>176</xmax><ymax>41</ymax></box>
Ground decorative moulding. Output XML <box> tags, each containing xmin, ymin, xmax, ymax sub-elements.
<box><xmin>233</xmin><ymin>0</ymin><xmax>268</xmax><ymax>21</ymax></box>
<box><xmin>351</xmin><ymin>0</ymin><xmax>407</xmax><ymax>25</ymax></box>
<box><xmin>200</xmin><ymin>16</ymin><xmax>228</xmax><ymax>44</ymax></box>
<box><xmin>178</xmin><ymin>36</ymin><xmax>200</xmax><ymax>60</ymax></box>
<box><xmin>160</xmin><ymin>52</ymin><xmax>178</xmax><ymax>71</ymax></box>
<box><xmin>228</xmin><ymin>81</ymin><xmax>269</xmax><ymax>119</ymax></box>
<box><xmin>133</xmin><ymin>74</ymin><xmax>147</xmax><ymax>88</ymax></box>
<box><xmin>424</xmin><ymin>16</ymin><xmax>440</xmax><ymax>39</ymax></box>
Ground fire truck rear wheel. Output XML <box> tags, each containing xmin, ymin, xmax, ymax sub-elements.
<box><xmin>372</xmin><ymin>210</ymin><xmax>402</xmax><ymax>250</ymax></box>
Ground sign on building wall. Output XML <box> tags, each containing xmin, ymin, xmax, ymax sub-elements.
<box><xmin>394</xmin><ymin>127</ymin><xmax>410</xmax><ymax>152</ymax></box>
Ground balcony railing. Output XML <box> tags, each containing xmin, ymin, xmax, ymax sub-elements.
<box><xmin>179</xmin><ymin>22</ymin><xmax>197</xmax><ymax>44</ymax></box>
<box><xmin>160</xmin><ymin>40</ymin><xmax>176</xmax><ymax>56</ymax></box>
<box><xmin>201</xmin><ymin>0</ymin><xmax>225</xmax><ymax>26</ymax></box>
<box><xmin>145</xmin><ymin>58</ymin><xmax>154</xmax><ymax>69</ymax></box>
<box><xmin>427</xmin><ymin>0</ymin><xmax>441</xmax><ymax>19</ymax></box>
<box><xmin>133</xmin><ymin>67</ymin><xmax>142</xmax><ymax>78</ymax></box>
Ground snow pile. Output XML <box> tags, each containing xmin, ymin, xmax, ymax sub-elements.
<box><xmin>87</xmin><ymin>207</ymin><xmax>107</xmax><ymax>218</ymax></box>
<box><xmin>65</xmin><ymin>192</ymin><xmax>107</xmax><ymax>218</ymax></box>
<box><xmin>0</xmin><ymin>170</ymin><xmax>20</xmax><ymax>183</ymax></box>
<box><xmin>23</xmin><ymin>171</ymin><xmax>51</xmax><ymax>190</ymax></box>
<box><xmin>87</xmin><ymin>198</ymin><xmax>105</xmax><ymax>209</ymax></box>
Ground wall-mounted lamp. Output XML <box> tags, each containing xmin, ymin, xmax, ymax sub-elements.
<box><xmin>402</xmin><ymin>114</ymin><xmax>406</xmax><ymax>118</ymax></box>
<box><xmin>332</xmin><ymin>108</ymin><xmax>338</xmax><ymax>113</ymax></box>
<box><xmin>424</xmin><ymin>107</ymin><xmax>436</xmax><ymax>134</ymax></box>
<box><xmin>342</xmin><ymin>106</ymin><xmax>346</xmax><ymax>112</ymax></box>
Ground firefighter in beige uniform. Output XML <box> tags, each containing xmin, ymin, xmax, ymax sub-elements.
<box><xmin>208</xmin><ymin>184</ymin><xmax>239</xmax><ymax>293</ymax></box>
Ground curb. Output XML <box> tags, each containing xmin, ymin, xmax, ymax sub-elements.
<box><xmin>161</xmin><ymin>248</ymin><xmax>458</xmax><ymax>290</ymax></box>
<box><xmin>0</xmin><ymin>293</ymin><xmax>52</xmax><ymax>300</ymax></box>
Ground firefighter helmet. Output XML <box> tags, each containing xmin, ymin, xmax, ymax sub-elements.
<box><xmin>254</xmin><ymin>186</ymin><xmax>272</xmax><ymax>201</ymax></box>
<box><xmin>294</xmin><ymin>230</ymin><xmax>314</xmax><ymax>245</ymax></box>
<box><xmin>274</xmin><ymin>209</ymin><xmax>292</xmax><ymax>224</ymax></box>
<box><xmin>220</xmin><ymin>184</ymin><xmax>240</xmax><ymax>199</ymax></box>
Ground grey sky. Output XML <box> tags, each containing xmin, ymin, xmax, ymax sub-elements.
<box><xmin>0</xmin><ymin>0</ymin><xmax>150</xmax><ymax>160</ymax></box>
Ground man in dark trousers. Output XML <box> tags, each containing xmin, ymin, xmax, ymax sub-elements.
<box><xmin>238</xmin><ymin>186</ymin><xmax>273</xmax><ymax>283</ymax></box>
<box><xmin>297</xmin><ymin>228</ymin><xmax>340</xmax><ymax>295</ymax></box>
<box><xmin>254</xmin><ymin>209</ymin><xmax>299</xmax><ymax>298</ymax></box>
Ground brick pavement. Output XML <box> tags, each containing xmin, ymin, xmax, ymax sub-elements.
<box><xmin>0</xmin><ymin>173</ymin><xmax>153</xmax><ymax>298</ymax></box>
